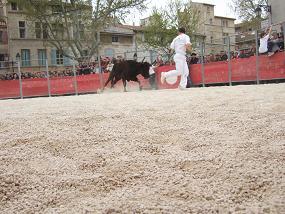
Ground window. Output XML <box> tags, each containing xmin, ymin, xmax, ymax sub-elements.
<box><xmin>35</xmin><ymin>22</ymin><xmax>42</xmax><ymax>39</ymax></box>
<box><xmin>0</xmin><ymin>31</ymin><xmax>2</xmax><ymax>42</ymax></box>
<box><xmin>56</xmin><ymin>50</ymin><xmax>63</xmax><ymax>65</ymax></box>
<box><xmin>21</xmin><ymin>49</ymin><xmax>31</xmax><ymax>66</ymax></box>
<box><xmin>223</xmin><ymin>33</ymin><xmax>229</xmax><ymax>45</ymax></box>
<box><xmin>38</xmin><ymin>49</ymin><xmax>47</xmax><ymax>66</ymax></box>
<box><xmin>11</xmin><ymin>2</ymin><xmax>17</xmax><ymax>10</ymax></box>
<box><xmin>79</xmin><ymin>24</ymin><xmax>84</xmax><ymax>39</ymax></box>
<box><xmin>209</xmin><ymin>18</ymin><xmax>213</xmax><ymax>25</ymax></box>
<box><xmin>83</xmin><ymin>50</ymin><xmax>88</xmax><ymax>56</ymax></box>
<box><xmin>112</xmin><ymin>35</ymin><xmax>119</xmax><ymax>43</ymax></box>
<box><xmin>105</xmin><ymin>48</ymin><xmax>114</xmax><ymax>58</ymax></box>
<box><xmin>43</xmin><ymin>23</ymin><xmax>48</xmax><ymax>39</ymax></box>
<box><xmin>19</xmin><ymin>21</ymin><xmax>26</xmax><ymax>38</ymax></box>
<box><xmin>222</xmin><ymin>20</ymin><xmax>228</xmax><ymax>27</ymax></box>
<box><xmin>52</xmin><ymin>23</ymin><xmax>64</xmax><ymax>39</ymax></box>
<box><xmin>35</xmin><ymin>23</ymin><xmax>48</xmax><ymax>39</ymax></box>
<box><xmin>207</xmin><ymin>7</ymin><xmax>210</xmax><ymax>13</ymax></box>
<box><xmin>210</xmin><ymin>36</ymin><xmax>213</xmax><ymax>44</ymax></box>
<box><xmin>0</xmin><ymin>54</ymin><xmax>5</xmax><ymax>61</ymax></box>
<box><xmin>141</xmin><ymin>33</ymin><xmax>145</xmax><ymax>42</ymax></box>
<box><xmin>18</xmin><ymin>4</ymin><xmax>23</xmax><ymax>10</ymax></box>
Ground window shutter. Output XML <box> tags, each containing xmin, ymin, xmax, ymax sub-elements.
<box><xmin>51</xmin><ymin>49</ymin><xmax>57</xmax><ymax>65</ymax></box>
<box><xmin>63</xmin><ymin>55</ymin><xmax>72</xmax><ymax>66</ymax></box>
<box><xmin>63</xmin><ymin>49</ymin><xmax>72</xmax><ymax>66</ymax></box>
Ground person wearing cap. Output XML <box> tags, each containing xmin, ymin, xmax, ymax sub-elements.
<box><xmin>160</xmin><ymin>27</ymin><xmax>192</xmax><ymax>89</ymax></box>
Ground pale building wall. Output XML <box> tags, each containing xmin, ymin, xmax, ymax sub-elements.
<box><xmin>192</xmin><ymin>2</ymin><xmax>235</xmax><ymax>55</ymax></box>
<box><xmin>5</xmin><ymin>1</ymin><xmax>138</xmax><ymax>72</ymax></box>
<box><xmin>268</xmin><ymin>0</ymin><xmax>285</xmax><ymax>25</ymax></box>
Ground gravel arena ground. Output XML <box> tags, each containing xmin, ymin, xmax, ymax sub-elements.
<box><xmin>0</xmin><ymin>84</ymin><xmax>285</xmax><ymax>213</ymax></box>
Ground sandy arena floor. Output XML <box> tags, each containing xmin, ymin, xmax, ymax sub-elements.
<box><xmin>0</xmin><ymin>84</ymin><xmax>285</xmax><ymax>213</ymax></box>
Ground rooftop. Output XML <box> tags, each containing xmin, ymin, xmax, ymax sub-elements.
<box><xmin>215</xmin><ymin>15</ymin><xmax>236</xmax><ymax>20</ymax></box>
<box><xmin>192</xmin><ymin>1</ymin><xmax>215</xmax><ymax>7</ymax></box>
<box><xmin>118</xmin><ymin>24</ymin><xmax>144</xmax><ymax>31</ymax></box>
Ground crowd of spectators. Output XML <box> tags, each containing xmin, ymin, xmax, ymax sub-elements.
<box><xmin>1</xmin><ymin>34</ymin><xmax>284</xmax><ymax>81</ymax></box>
<box><xmin>0</xmin><ymin>57</ymin><xmax>115</xmax><ymax>81</ymax></box>
<box><xmin>0</xmin><ymin>69</ymin><xmax>76</xmax><ymax>80</ymax></box>
<box><xmin>187</xmin><ymin>49</ymin><xmax>256</xmax><ymax>65</ymax></box>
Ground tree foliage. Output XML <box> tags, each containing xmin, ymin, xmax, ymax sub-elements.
<box><xmin>143</xmin><ymin>0</ymin><xmax>199</xmax><ymax>55</ymax></box>
<box><xmin>231</xmin><ymin>0</ymin><xmax>268</xmax><ymax>21</ymax></box>
<box><xmin>9</xmin><ymin>0</ymin><xmax>146</xmax><ymax>61</ymax></box>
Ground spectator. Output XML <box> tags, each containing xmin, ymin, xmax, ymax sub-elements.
<box><xmin>220</xmin><ymin>51</ymin><xmax>228</xmax><ymax>61</ymax></box>
<box><xmin>215</xmin><ymin>54</ymin><xmax>221</xmax><ymax>61</ymax></box>
<box><xmin>259</xmin><ymin>26</ymin><xmax>279</xmax><ymax>56</ymax></box>
<box><xmin>189</xmin><ymin>53</ymin><xmax>199</xmax><ymax>64</ymax></box>
<box><xmin>133</xmin><ymin>53</ymin><xmax>138</xmax><ymax>61</ymax></box>
<box><xmin>209</xmin><ymin>54</ymin><xmax>216</xmax><ymax>62</ymax></box>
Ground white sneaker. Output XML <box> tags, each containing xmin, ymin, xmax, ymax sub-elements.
<box><xmin>160</xmin><ymin>72</ymin><xmax>166</xmax><ymax>84</ymax></box>
<box><xmin>179</xmin><ymin>86</ymin><xmax>186</xmax><ymax>90</ymax></box>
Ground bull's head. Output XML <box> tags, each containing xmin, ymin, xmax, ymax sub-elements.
<box><xmin>140</xmin><ymin>62</ymin><xmax>151</xmax><ymax>79</ymax></box>
<box><xmin>141</xmin><ymin>57</ymin><xmax>145</xmax><ymax>63</ymax></box>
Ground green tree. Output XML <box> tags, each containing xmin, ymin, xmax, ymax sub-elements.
<box><xmin>9</xmin><ymin>0</ymin><xmax>146</xmax><ymax>61</ymax></box>
<box><xmin>143</xmin><ymin>0</ymin><xmax>199</xmax><ymax>56</ymax></box>
<box><xmin>231</xmin><ymin>0</ymin><xmax>268</xmax><ymax>21</ymax></box>
<box><xmin>143</xmin><ymin>11</ymin><xmax>176</xmax><ymax>54</ymax></box>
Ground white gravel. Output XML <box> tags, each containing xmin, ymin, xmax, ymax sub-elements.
<box><xmin>0</xmin><ymin>84</ymin><xmax>285</xmax><ymax>213</ymax></box>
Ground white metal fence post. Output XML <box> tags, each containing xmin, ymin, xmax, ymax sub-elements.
<box><xmin>200</xmin><ymin>41</ymin><xmax>205</xmax><ymax>87</ymax></box>
<box><xmin>227</xmin><ymin>36</ymin><xmax>232</xmax><ymax>86</ymax></box>
<box><xmin>72</xmin><ymin>60</ymin><xmax>78</xmax><ymax>95</ymax></box>
<box><xmin>17</xmin><ymin>60</ymin><xmax>23</xmax><ymax>99</ymax></box>
<box><xmin>98</xmin><ymin>55</ymin><xmax>104</xmax><ymax>91</ymax></box>
<box><xmin>255</xmin><ymin>30</ymin><xmax>260</xmax><ymax>85</ymax></box>
<box><xmin>46</xmin><ymin>59</ymin><xmax>51</xmax><ymax>97</ymax></box>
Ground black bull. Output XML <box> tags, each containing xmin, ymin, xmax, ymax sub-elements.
<box><xmin>104</xmin><ymin>60</ymin><xmax>151</xmax><ymax>92</ymax></box>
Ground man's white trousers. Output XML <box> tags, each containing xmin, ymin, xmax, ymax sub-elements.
<box><xmin>164</xmin><ymin>54</ymin><xmax>189</xmax><ymax>88</ymax></box>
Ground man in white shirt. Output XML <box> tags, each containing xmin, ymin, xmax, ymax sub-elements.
<box><xmin>161</xmin><ymin>27</ymin><xmax>192</xmax><ymax>89</ymax></box>
<box><xmin>259</xmin><ymin>26</ymin><xmax>276</xmax><ymax>56</ymax></box>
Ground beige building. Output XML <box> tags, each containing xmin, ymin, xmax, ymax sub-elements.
<box><xmin>268</xmin><ymin>0</ymin><xmax>285</xmax><ymax>37</ymax></box>
<box><xmin>0</xmin><ymin>0</ymin><xmax>8</xmax><ymax>67</ymax></box>
<box><xmin>192</xmin><ymin>2</ymin><xmax>236</xmax><ymax>55</ymax></box>
<box><xmin>268</xmin><ymin>0</ymin><xmax>285</xmax><ymax>25</ymax></box>
<box><xmin>235</xmin><ymin>23</ymin><xmax>256</xmax><ymax>51</ymax></box>
<box><xmin>139</xmin><ymin>2</ymin><xmax>236</xmax><ymax>55</ymax></box>
<box><xmin>101</xmin><ymin>24</ymin><xmax>145</xmax><ymax>60</ymax></box>
<box><xmin>0</xmin><ymin>1</ymin><xmax>140</xmax><ymax>73</ymax></box>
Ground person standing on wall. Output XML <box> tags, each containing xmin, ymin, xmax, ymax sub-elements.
<box><xmin>160</xmin><ymin>27</ymin><xmax>192</xmax><ymax>89</ymax></box>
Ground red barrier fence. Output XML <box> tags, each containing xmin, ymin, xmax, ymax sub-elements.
<box><xmin>0</xmin><ymin>80</ymin><xmax>20</xmax><ymax>99</ymax></box>
<box><xmin>0</xmin><ymin>52</ymin><xmax>284</xmax><ymax>99</ymax></box>
<box><xmin>155</xmin><ymin>52</ymin><xmax>285</xmax><ymax>87</ymax></box>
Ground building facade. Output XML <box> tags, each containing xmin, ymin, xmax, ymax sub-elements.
<box><xmin>0</xmin><ymin>1</ymin><xmax>141</xmax><ymax>73</ymax></box>
<box><xmin>268</xmin><ymin>0</ymin><xmax>285</xmax><ymax>25</ymax></box>
<box><xmin>235</xmin><ymin>23</ymin><xmax>256</xmax><ymax>51</ymax></box>
<box><xmin>191</xmin><ymin>2</ymin><xmax>236</xmax><ymax>55</ymax></box>
<box><xmin>0</xmin><ymin>0</ymin><xmax>8</xmax><ymax>67</ymax></box>
<box><xmin>140</xmin><ymin>2</ymin><xmax>236</xmax><ymax>55</ymax></box>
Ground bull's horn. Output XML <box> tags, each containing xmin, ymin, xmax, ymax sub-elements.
<box><xmin>141</xmin><ymin>57</ymin><xmax>145</xmax><ymax>62</ymax></box>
